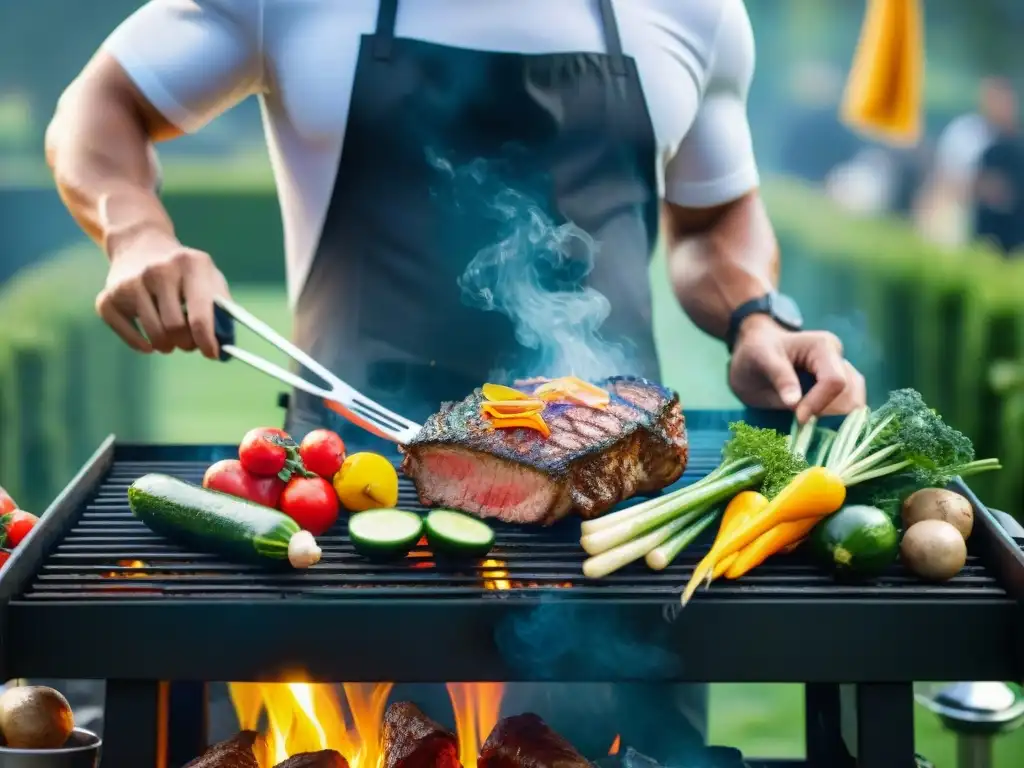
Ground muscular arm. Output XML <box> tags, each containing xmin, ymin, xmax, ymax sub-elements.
<box><xmin>660</xmin><ymin>0</ymin><xmax>768</xmax><ymax>340</ymax></box>
<box><xmin>45</xmin><ymin>52</ymin><xmax>182</xmax><ymax>260</ymax></box>
<box><xmin>45</xmin><ymin>0</ymin><xmax>263</xmax><ymax>356</ymax></box>
<box><xmin>663</xmin><ymin>192</ymin><xmax>779</xmax><ymax>340</ymax></box>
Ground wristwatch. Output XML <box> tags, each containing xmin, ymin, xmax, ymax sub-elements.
<box><xmin>725</xmin><ymin>292</ymin><xmax>804</xmax><ymax>352</ymax></box>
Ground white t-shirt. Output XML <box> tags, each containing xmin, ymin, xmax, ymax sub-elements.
<box><xmin>933</xmin><ymin>113</ymin><xmax>995</xmax><ymax>187</ymax></box>
<box><xmin>103</xmin><ymin>0</ymin><xmax>759</xmax><ymax>306</ymax></box>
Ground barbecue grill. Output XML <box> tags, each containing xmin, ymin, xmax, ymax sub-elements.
<box><xmin>1</xmin><ymin>411</ymin><xmax>1022</xmax><ymax>768</ymax></box>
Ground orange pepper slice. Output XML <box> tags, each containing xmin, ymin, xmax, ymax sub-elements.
<box><xmin>480</xmin><ymin>399</ymin><xmax>545</xmax><ymax>419</ymax></box>
<box><xmin>483</xmin><ymin>411</ymin><xmax>551</xmax><ymax>437</ymax></box>
<box><xmin>482</xmin><ymin>383</ymin><xmax>531</xmax><ymax>402</ymax></box>
<box><xmin>534</xmin><ymin>376</ymin><xmax>610</xmax><ymax>408</ymax></box>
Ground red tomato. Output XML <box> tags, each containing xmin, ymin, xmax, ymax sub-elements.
<box><xmin>0</xmin><ymin>486</ymin><xmax>16</xmax><ymax>515</ymax></box>
<box><xmin>299</xmin><ymin>430</ymin><xmax>346</xmax><ymax>479</ymax></box>
<box><xmin>2</xmin><ymin>510</ymin><xmax>37</xmax><ymax>548</ymax></box>
<box><xmin>279</xmin><ymin>476</ymin><xmax>339</xmax><ymax>535</ymax></box>
<box><xmin>238</xmin><ymin>427</ymin><xmax>301</xmax><ymax>478</ymax></box>
<box><xmin>203</xmin><ymin>459</ymin><xmax>285</xmax><ymax>508</ymax></box>
<box><xmin>0</xmin><ymin>550</ymin><xmax>10</xmax><ymax>569</ymax></box>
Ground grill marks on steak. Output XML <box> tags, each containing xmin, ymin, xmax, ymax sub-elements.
<box><xmin>380</xmin><ymin>701</ymin><xmax>463</xmax><ymax>768</ymax></box>
<box><xmin>401</xmin><ymin>376</ymin><xmax>688</xmax><ymax>524</ymax></box>
<box><xmin>478</xmin><ymin>713</ymin><xmax>591</xmax><ymax>768</ymax></box>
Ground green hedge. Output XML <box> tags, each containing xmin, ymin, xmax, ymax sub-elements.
<box><xmin>0</xmin><ymin>246</ymin><xmax>151</xmax><ymax>512</ymax></box>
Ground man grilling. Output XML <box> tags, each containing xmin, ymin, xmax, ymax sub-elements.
<box><xmin>47</xmin><ymin>0</ymin><xmax>868</xmax><ymax>761</ymax></box>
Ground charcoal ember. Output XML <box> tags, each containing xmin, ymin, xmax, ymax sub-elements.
<box><xmin>478</xmin><ymin>713</ymin><xmax>590</xmax><ymax>767</ymax></box>
<box><xmin>184</xmin><ymin>731</ymin><xmax>259</xmax><ymax>768</ymax></box>
<box><xmin>273</xmin><ymin>750</ymin><xmax>349</xmax><ymax>768</ymax></box>
<box><xmin>380</xmin><ymin>701</ymin><xmax>462</xmax><ymax>768</ymax></box>
<box><xmin>401</xmin><ymin>376</ymin><xmax>688</xmax><ymax>525</ymax></box>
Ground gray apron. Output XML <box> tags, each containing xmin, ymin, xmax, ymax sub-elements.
<box><xmin>278</xmin><ymin>0</ymin><xmax>706</xmax><ymax>761</ymax></box>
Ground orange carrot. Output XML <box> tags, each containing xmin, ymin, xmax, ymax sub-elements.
<box><xmin>480</xmin><ymin>400</ymin><xmax>545</xmax><ymax>417</ymax></box>
<box><xmin>709</xmin><ymin>491</ymin><xmax>769</xmax><ymax>581</ymax></box>
<box><xmin>681</xmin><ymin>466</ymin><xmax>846</xmax><ymax>604</ymax></box>
<box><xmin>483</xmin><ymin>412</ymin><xmax>551</xmax><ymax>437</ymax></box>
<box><xmin>724</xmin><ymin>516</ymin><xmax>821</xmax><ymax>579</ymax></box>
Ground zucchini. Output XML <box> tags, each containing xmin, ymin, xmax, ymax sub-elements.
<box><xmin>348</xmin><ymin>509</ymin><xmax>424</xmax><ymax>560</ymax></box>
<box><xmin>424</xmin><ymin>509</ymin><xmax>495</xmax><ymax>558</ymax></box>
<box><xmin>128</xmin><ymin>473</ymin><xmax>321</xmax><ymax>568</ymax></box>
<box><xmin>810</xmin><ymin>504</ymin><xmax>899</xmax><ymax>579</ymax></box>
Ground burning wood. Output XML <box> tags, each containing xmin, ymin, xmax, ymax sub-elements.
<box><xmin>478</xmin><ymin>713</ymin><xmax>590</xmax><ymax>768</ymax></box>
<box><xmin>183</xmin><ymin>731</ymin><xmax>260</xmax><ymax>768</ymax></box>
<box><xmin>380</xmin><ymin>701</ymin><xmax>462</xmax><ymax>768</ymax></box>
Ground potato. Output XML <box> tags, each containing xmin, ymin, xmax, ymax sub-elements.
<box><xmin>900</xmin><ymin>519</ymin><xmax>968</xmax><ymax>582</ymax></box>
<box><xmin>0</xmin><ymin>686</ymin><xmax>75</xmax><ymax>749</ymax></box>
<box><xmin>902</xmin><ymin>488</ymin><xmax>974</xmax><ymax>540</ymax></box>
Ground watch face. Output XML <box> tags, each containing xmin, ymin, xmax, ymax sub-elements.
<box><xmin>770</xmin><ymin>293</ymin><xmax>804</xmax><ymax>329</ymax></box>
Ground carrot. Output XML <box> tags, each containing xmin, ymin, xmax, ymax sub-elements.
<box><xmin>681</xmin><ymin>466</ymin><xmax>846</xmax><ymax>604</ymax></box>
<box><xmin>708</xmin><ymin>491</ymin><xmax>768</xmax><ymax>581</ymax></box>
<box><xmin>724</xmin><ymin>516</ymin><xmax>821</xmax><ymax>579</ymax></box>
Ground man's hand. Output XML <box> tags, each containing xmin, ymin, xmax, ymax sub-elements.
<box><xmin>728</xmin><ymin>315</ymin><xmax>866</xmax><ymax>423</ymax></box>
<box><xmin>96</xmin><ymin>232</ymin><xmax>230</xmax><ymax>359</ymax></box>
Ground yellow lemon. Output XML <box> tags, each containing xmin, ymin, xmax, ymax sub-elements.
<box><xmin>332</xmin><ymin>452</ymin><xmax>399</xmax><ymax>511</ymax></box>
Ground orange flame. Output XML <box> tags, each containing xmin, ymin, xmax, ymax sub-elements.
<box><xmin>229</xmin><ymin>680</ymin><xmax>504</xmax><ymax>767</ymax></box>
<box><xmin>103</xmin><ymin>559</ymin><xmax>148</xmax><ymax>578</ymax></box>
<box><xmin>608</xmin><ymin>734</ymin><xmax>621</xmax><ymax>755</ymax></box>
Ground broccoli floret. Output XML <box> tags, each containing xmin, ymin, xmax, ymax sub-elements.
<box><xmin>723</xmin><ymin>421</ymin><xmax>807</xmax><ymax>499</ymax></box>
<box><xmin>871</xmin><ymin>389</ymin><xmax>975</xmax><ymax>473</ymax></box>
<box><xmin>830</xmin><ymin>388</ymin><xmax>999</xmax><ymax>490</ymax></box>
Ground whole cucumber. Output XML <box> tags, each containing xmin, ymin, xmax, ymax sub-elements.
<box><xmin>128</xmin><ymin>473</ymin><xmax>321</xmax><ymax>568</ymax></box>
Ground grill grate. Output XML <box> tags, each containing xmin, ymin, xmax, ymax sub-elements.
<box><xmin>17</xmin><ymin>432</ymin><xmax>1009</xmax><ymax>603</ymax></box>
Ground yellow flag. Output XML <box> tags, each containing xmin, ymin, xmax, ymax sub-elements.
<box><xmin>840</xmin><ymin>0</ymin><xmax>925</xmax><ymax>146</ymax></box>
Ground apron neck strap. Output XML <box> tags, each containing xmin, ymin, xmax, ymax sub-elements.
<box><xmin>597</xmin><ymin>0</ymin><xmax>628</xmax><ymax>77</ymax></box>
<box><xmin>373</xmin><ymin>0</ymin><xmax>399</xmax><ymax>60</ymax></box>
<box><xmin>374</xmin><ymin>0</ymin><xmax>628</xmax><ymax>76</ymax></box>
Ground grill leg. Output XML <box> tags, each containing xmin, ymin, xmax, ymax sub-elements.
<box><xmin>168</xmin><ymin>682</ymin><xmax>208</xmax><ymax>767</ymax></box>
<box><xmin>804</xmin><ymin>683</ymin><xmax>854</xmax><ymax>767</ymax></box>
<box><xmin>843</xmin><ymin>682</ymin><xmax>916</xmax><ymax>768</ymax></box>
<box><xmin>102</xmin><ymin>680</ymin><xmax>169</xmax><ymax>768</ymax></box>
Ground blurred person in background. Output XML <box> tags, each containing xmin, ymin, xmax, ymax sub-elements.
<box><xmin>43</xmin><ymin>0</ymin><xmax>867</xmax><ymax>761</ymax></box>
<box><xmin>917</xmin><ymin>76</ymin><xmax>1019</xmax><ymax>246</ymax></box>
<box><xmin>973</xmin><ymin>83</ymin><xmax>1024</xmax><ymax>255</ymax></box>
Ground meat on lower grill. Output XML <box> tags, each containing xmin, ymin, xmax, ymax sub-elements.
<box><xmin>380</xmin><ymin>701</ymin><xmax>463</xmax><ymax>768</ymax></box>
<box><xmin>478</xmin><ymin>713</ymin><xmax>591</xmax><ymax>768</ymax></box>
<box><xmin>183</xmin><ymin>731</ymin><xmax>260</xmax><ymax>768</ymax></box>
<box><xmin>400</xmin><ymin>376</ymin><xmax>688</xmax><ymax>524</ymax></box>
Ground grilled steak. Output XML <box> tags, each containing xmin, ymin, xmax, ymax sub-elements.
<box><xmin>478</xmin><ymin>713</ymin><xmax>591</xmax><ymax>768</ymax></box>
<box><xmin>184</xmin><ymin>731</ymin><xmax>259</xmax><ymax>768</ymax></box>
<box><xmin>273</xmin><ymin>751</ymin><xmax>349</xmax><ymax>768</ymax></box>
<box><xmin>400</xmin><ymin>376</ymin><xmax>687</xmax><ymax>524</ymax></box>
<box><xmin>380</xmin><ymin>701</ymin><xmax>462</xmax><ymax>768</ymax></box>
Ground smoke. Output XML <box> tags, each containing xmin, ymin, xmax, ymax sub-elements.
<box><xmin>494</xmin><ymin>594</ymin><xmax>681</xmax><ymax>681</ymax></box>
<box><xmin>429</xmin><ymin>150</ymin><xmax>632</xmax><ymax>382</ymax></box>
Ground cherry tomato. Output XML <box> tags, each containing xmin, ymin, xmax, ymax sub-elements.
<box><xmin>2</xmin><ymin>510</ymin><xmax>38</xmax><ymax>548</ymax></box>
<box><xmin>238</xmin><ymin>427</ymin><xmax>302</xmax><ymax>479</ymax></box>
<box><xmin>279</xmin><ymin>476</ymin><xmax>339</xmax><ymax>535</ymax></box>
<box><xmin>0</xmin><ymin>486</ymin><xmax>16</xmax><ymax>516</ymax></box>
<box><xmin>298</xmin><ymin>429</ymin><xmax>347</xmax><ymax>479</ymax></box>
<box><xmin>203</xmin><ymin>459</ymin><xmax>285</xmax><ymax>508</ymax></box>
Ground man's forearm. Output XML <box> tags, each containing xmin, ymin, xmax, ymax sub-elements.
<box><xmin>664</xmin><ymin>192</ymin><xmax>780</xmax><ymax>340</ymax></box>
<box><xmin>46</xmin><ymin>54</ymin><xmax>179</xmax><ymax>259</ymax></box>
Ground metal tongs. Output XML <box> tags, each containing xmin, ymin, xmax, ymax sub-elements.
<box><xmin>213</xmin><ymin>296</ymin><xmax>423</xmax><ymax>444</ymax></box>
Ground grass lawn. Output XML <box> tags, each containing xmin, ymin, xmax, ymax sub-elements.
<box><xmin>145</xmin><ymin>283</ymin><xmax>1023</xmax><ymax>765</ymax></box>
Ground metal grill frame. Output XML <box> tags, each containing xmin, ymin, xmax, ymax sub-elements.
<box><xmin>0</xmin><ymin>419</ymin><xmax>1021</xmax><ymax>768</ymax></box>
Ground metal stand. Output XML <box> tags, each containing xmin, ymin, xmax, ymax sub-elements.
<box><xmin>102</xmin><ymin>680</ymin><xmax>169</xmax><ymax>768</ymax></box>
<box><xmin>917</xmin><ymin>682</ymin><xmax>1024</xmax><ymax>768</ymax></box>
<box><xmin>168</xmin><ymin>682</ymin><xmax>208</xmax><ymax>767</ymax></box>
<box><xmin>805</xmin><ymin>682</ymin><xmax>917</xmax><ymax>768</ymax></box>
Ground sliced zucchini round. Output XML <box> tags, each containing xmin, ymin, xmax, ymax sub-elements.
<box><xmin>348</xmin><ymin>509</ymin><xmax>424</xmax><ymax>560</ymax></box>
<box><xmin>425</xmin><ymin>509</ymin><xmax>495</xmax><ymax>558</ymax></box>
